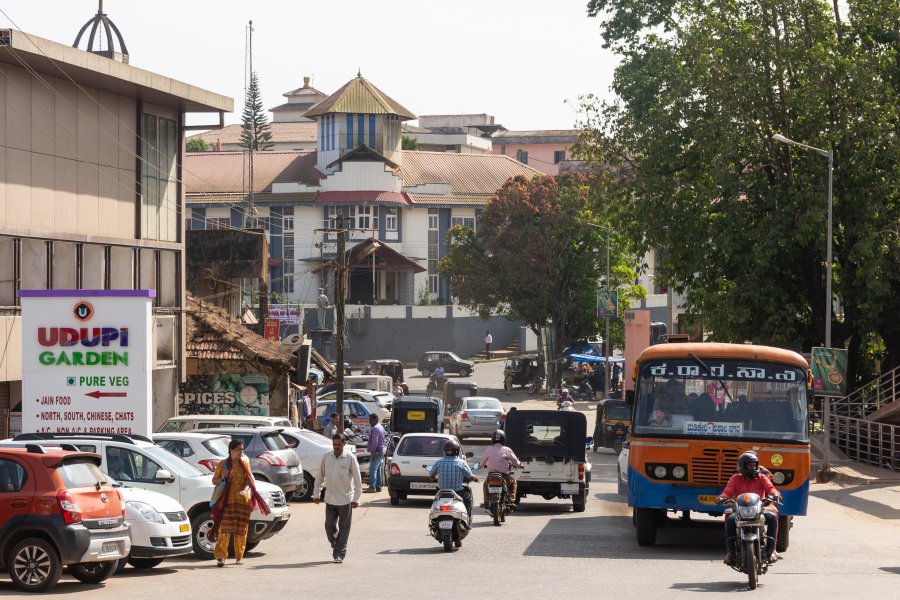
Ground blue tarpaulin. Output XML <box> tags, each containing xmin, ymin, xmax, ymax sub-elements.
<box><xmin>568</xmin><ymin>354</ymin><xmax>624</xmax><ymax>364</ymax></box>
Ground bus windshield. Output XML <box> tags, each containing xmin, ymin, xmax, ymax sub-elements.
<box><xmin>633</xmin><ymin>358</ymin><xmax>808</xmax><ymax>442</ymax></box>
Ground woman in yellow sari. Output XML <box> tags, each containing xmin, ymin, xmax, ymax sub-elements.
<box><xmin>210</xmin><ymin>439</ymin><xmax>269</xmax><ymax>566</ymax></box>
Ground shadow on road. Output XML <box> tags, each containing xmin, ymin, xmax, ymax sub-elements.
<box><xmin>115</xmin><ymin>567</ymin><xmax>178</xmax><ymax>578</ymax></box>
<box><xmin>249</xmin><ymin>560</ymin><xmax>334</xmax><ymax>570</ymax></box>
<box><xmin>811</xmin><ymin>484</ymin><xmax>900</xmax><ymax>519</ymax></box>
<box><xmin>670</xmin><ymin>581</ymin><xmax>754</xmax><ymax>593</ymax></box>
<box><xmin>377</xmin><ymin>547</ymin><xmax>450</xmax><ymax>555</ymax></box>
<box><xmin>879</xmin><ymin>567</ymin><xmax>900</xmax><ymax>575</ymax></box>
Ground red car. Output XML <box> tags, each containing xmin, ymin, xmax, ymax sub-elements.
<box><xmin>0</xmin><ymin>444</ymin><xmax>131</xmax><ymax>592</ymax></box>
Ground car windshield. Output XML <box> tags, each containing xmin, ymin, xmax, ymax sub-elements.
<box><xmin>202</xmin><ymin>437</ymin><xmax>230</xmax><ymax>457</ymax></box>
<box><xmin>262</xmin><ymin>432</ymin><xmax>290</xmax><ymax>451</ymax></box>
<box><xmin>57</xmin><ymin>458</ymin><xmax>107</xmax><ymax>488</ymax></box>
<box><xmin>466</xmin><ymin>399</ymin><xmax>502</xmax><ymax>411</ymax></box>
<box><xmin>633</xmin><ymin>358</ymin><xmax>809</xmax><ymax>442</ymax></box>
<box><xmin>159</xmin><ymin>420</ymin><xmax>188</xmax><ymax>432</ymax></box>
<box><xmin>448</xmin><ymin>352</ymin><xmax>463</xmax><ymax>362</ymax></box>
<box><xmin>397</xmin><ymin>436</ymin><xmax>448</xmax><ymax>457</ymax></box>
<box><xmin>144</xmin><ymin>445</ymin><xmax>206</xmax><ymax>477</ymax></box>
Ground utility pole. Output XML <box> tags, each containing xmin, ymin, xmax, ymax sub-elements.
<box><xmin>246</xmin><ymin>20</ymin><xmax>256</xmax><ymax>228</ymax></box>
<box><xmin>335</xmin><ymin>215</ymin><xmax>347</xmax><ymax>419</ymax></box>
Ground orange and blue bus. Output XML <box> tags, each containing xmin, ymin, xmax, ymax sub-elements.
<box><xmin>625</xmin><ymin>342</ymin><xmax>810</xmax><ymax>550</ymax></box>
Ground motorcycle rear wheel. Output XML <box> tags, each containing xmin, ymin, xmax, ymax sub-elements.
<box><xmin>743</xmin><ymin>541</ymin><xmax>758</xmax><ymax>590</ymax></box>
<box><xmin>442</xmin><ymin>531</ymin><xmax>453</xmax><ymax>552</ymax></box>
<box><xmin>491</xmin><ymin>502</ymin><xmax>500</xmax><ymax>526</ymax></box>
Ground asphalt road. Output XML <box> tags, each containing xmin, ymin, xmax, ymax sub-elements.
<box><xmin>9</xmin><ymin>362</ymin><xmax>899</xmax><ymax>598</ymax></box>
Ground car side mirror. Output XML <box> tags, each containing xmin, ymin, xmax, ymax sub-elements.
<box><xmin>465</xmin><ymin>451</ymin><xmax>474</xmax><ymax>458</ymax></box>
<box><xmin>155</xmin><ymin>469</ymin><xmax>175</xmax><ymax>483</ymax></box>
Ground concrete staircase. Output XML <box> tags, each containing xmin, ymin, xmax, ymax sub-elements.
<box><xmin>832</xmin><ymin>365</ymin><xmax>900</xmax><ymax>423</ymax></box>
<box><xmin>476</xmin><ymin>337</ymin><xmax>519</xmax><ymax>361</ymax></box>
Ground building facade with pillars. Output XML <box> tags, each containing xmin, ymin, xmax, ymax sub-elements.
<box><xmin>184</xmin><ymin>74</ymin><xmax>541</xmax><ymax>310</ymax></box>
<box><xmin>0</xmin><ymin>28</ymin><xmax>232</xmax><ymax>433</ymax></box>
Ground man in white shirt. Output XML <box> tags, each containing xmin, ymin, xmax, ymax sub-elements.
<box><xmin>313</xmin><ymin>434</ymin><xmax>362</xmax><ymax>563</ymax></box>
<box><xmin>485</xmin><ymin>331</ymin><xmax>493</xmax><ymax>359</ymax></box>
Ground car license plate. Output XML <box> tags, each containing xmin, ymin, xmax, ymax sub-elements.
<box><xmin>698</xmin><ymin>494</ymin><xmax>720</xmax><ymax>505</ymax></box>
<box><xmin>180</xmin><ymin>524</ymin><xmax>190</xmax><ymax>532</ymax></box>
<box><xmin>560</xmin><ymin>483</ymin><xmax>580</xmax><ymax>495</ymax></box>
<box><xmin>438</xmin><ymin>520</ymin><xmax>453</xmax><ymax>529</ymax></box>
<box><xmin>101</xmin><ymin>542</ymin><xmax>119</xmax><ymax>555</ymax></box>
<box><xmin>410</xmin><ymin>482</ymin><xmax>436</xmax><ymax>490</ymax></box>
<box><xmin>488</xmin><ymin>487</ymin><xmax>503</xmax><ymax>494</ymax></box>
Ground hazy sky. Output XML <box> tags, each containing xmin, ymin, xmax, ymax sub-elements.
<box><xmin>1</xmin><ymin>0</ymin><xmax>619</xmax><ymax>130</ymax></box>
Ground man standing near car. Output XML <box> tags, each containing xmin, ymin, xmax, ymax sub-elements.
<box><xmin>314</xmin><ymin>435</ymin><xmax>362</xmax><ymax>563</ymax></box>
<box><xmin>365</xmin><ymin>414</ymin><xmax>386</xmax><ymax>493</ymax></box>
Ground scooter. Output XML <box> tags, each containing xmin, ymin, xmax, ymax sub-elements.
<box><xmin>424</xmin><ymin>464</ymin><xmax>476</xmax><ymax>551</ymax></box>
<box><xmin>717</xmin><ymin>494</ymin><xmax>779</xmax><ymax>590</ymax></box>
<box><xmin>485</xmin><ymin>471</ymin><xmax>514</xmax><ymax>526</ymax></box>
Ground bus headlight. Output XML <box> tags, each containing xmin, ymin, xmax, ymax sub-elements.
<box><xmin>671</xmin><ymin>465</ymin><xmax>686</xmax><ymax>479</ymax></box>
<box><xmin>654</xmin><ymin>465</ymin><xmax>667</xmax><ymax>479</ymax></box>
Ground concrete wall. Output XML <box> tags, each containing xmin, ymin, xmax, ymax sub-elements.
<box><xmin>303</xmin><ymin>304</ymin><xmax>522</xmax><ymax>365</ymax></box>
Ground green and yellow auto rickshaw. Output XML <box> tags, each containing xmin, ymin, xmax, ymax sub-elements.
<box><xmin>593</xmin><ymin>397</ymin><xmax>632</xmax><ymax>454</ymax></box>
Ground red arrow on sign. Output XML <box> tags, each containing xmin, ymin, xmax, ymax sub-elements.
<box><xmin>85</xmin><ymin>391</ymin><xmax>127</xmax><ymax>399</ymax></box>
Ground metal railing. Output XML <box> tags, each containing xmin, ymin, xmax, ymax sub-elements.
<box><xmin>830</xmin><ymin>414</ymin><xmax>900</xmax><ymax>473</ymax></box>
<box><xmin>831</xmin><ymin>365</ymin><xmax>900</xmax><ymax>419</ymax></box>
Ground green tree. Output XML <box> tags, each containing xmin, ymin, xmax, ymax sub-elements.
<box><xmin>580</xmin><ymin>0</ymin><xmax>900</xmax><ymax>382</ymax></box>
<box><xmin>401</xmin><ymin>135</ymin><xmax>419</xmax><ymax>150</ymax></box>
<box><xmin>240</xmin><ymin>71</ymin><xmax>274</xmax><ymax>151</ymax></box>
<box><xmin>185</xmin><ymin>138</ymin><xmax>209</xmax><ymax>152</ymax></box>
<box><xmin>439</xmin><ymin>174</ymin><xmax>645</xmax><ymax>372</ymax></box>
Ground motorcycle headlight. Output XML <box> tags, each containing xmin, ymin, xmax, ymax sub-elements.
<box><xmin>737</xmin><ymin>506</ymin><xmax>761</xmax><ymax>519</ymax></box>
<box><xmin>128</xmin><ymin>501</ymin><xmax>165</xmax><ymax>524</ymax></box>
<box><xmin>671</xmin><ymin>465</ymin><xmax>686</xmax><ymax>479</ymax></box>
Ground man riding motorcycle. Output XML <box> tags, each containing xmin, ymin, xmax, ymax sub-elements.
<box><xmin>428</xmin><ymin>439</ymin><xmax>478</xmax><ymax>521</ymax></box>
<box><xmin>717</xmin><ymin>451</ymin><xmax>781</xmax><ymax>565</ymax></box>
<box><xmin>479</xmin><ymin>429</ymin><xmax>523</xmax><ymax>508</ymax></box>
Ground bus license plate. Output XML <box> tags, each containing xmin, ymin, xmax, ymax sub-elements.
<box><xmin>438</xmin><ymin>520</ymin><xmax>453</xmax><ymax>529</ymax></box>
<box><xmin>698</xmin><ymin>495</ymin><xmax>720</xmax><ymax>505</ymax></box>
<box><xmin>101</xmin><ymin>542</ymin><xmax>119</xmax><ymax>555</ymax></box>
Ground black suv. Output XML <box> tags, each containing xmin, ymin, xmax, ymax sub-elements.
<box><xmin>417</xmin><ymin>351</ymin><xmax>475</xmax><ymax>377</ymax></box>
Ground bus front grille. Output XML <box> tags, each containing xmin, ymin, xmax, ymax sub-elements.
<box><xmin>691</xmin><ymin>448</ymin><xmax>740</xmax><ymax>487</ymax></box>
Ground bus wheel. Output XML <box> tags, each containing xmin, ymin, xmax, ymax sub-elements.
<box><xmin>776</xmin><ymin>515</ymin><xmax>791</xmax><ymax>552</ymax></box>
<box><xmin>635</xmin><ymin>508</ymin><xmax>658</xmax><ymax>546</ymax></box>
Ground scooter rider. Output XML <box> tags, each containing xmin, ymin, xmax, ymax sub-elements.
<box><xmin>428</xmin><ymin>439</ymin><xmax>478</xmax><ymax>520</ymax></box>
<box><xmin>556</xmin><ymin>388</ymin><xmax>573</xmax><ymax>408</ymax></box>
<box><xmin>479</xmin><ymin>429</ymin><xmax>523</xmax><ymax>507</ymax></box>
<box><xmin>717</xmin><ymin>452</ymin><xmax>781</xmax><ymax>565</ymax></box>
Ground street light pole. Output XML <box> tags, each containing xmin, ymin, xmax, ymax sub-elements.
<box><xmin>586</xmin><ymin>222</ymin><xmax>612</xmax><ymax>397</ymax></box>
<box><xmin>772</xmin><ymin>134</ymin><xmax>833</xmax><ymax>348</ymax></box>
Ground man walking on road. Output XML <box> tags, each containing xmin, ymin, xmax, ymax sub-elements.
<box><xmin>484</xmin><ymin>331</ymin><xmax>493</xmax><ymax>359</ymax></box>
<box><xmin>365</xmin><ymin>414</ymin><xmax>386</xmax><ymax>493</ymax></box>
<box><xmin>314</xmin><ymin>434</ymin><xmax>362</xmax><ymax>563</ymax></box>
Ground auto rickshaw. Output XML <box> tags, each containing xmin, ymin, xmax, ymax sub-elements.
<box><xmin>362</xmin><ymin>359</ymin><xmax>409</xmax><ymax>395</ymax></box>
<box><xmin>592</xmin><ymin>397</ymin><xmax>633</xmax><ymax>454</ymax></box>
<box><xmin>503</xmin><ymin>353</ymin><xmax>544</xmax><ymax>394</ymax></box>
<box><xmin>391</xmin><ymin>395</ymin><xmax>443</xmax><ymax>435</ymax></box>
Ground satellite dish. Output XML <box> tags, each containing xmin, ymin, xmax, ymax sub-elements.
<box><xmin>279</xmin><ymin>333</ymin><xmax>305</xmax><ymax>354</ymax></box>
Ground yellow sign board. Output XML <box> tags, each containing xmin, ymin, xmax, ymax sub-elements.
<box><xmin>407</xmin><ymin>410</ymin><xmax>425</xmax><ymax>421</ymax></box>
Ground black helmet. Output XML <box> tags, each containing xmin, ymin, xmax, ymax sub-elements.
<box><xmin>443</xmin><ymin>439</ymin><xmax>461</xmax><ymax>456</ymax></box>
<box><xmin>738</xmin><ymin>452</ymin><xmax>760</xmax><ymax>479</ymax></box>
<box><xmin>491</xmin><ymin>430</ymin><xmax>506</xmax><ymax>445</ymax></box>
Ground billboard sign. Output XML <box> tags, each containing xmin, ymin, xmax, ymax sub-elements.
<box><xmin>19</xmin><ymin>290</ymin><xmax>154</xmax><ymax>436</ymax></box>
<box><xmin>264</xmin><ymin>318</ymin><xmax>280</xmax><ymax>342</ymax></box>
<box><xmin>177</xmin><ymin>374</ymin><xmax>270</xmax><ymax>416</ymax></box>
<box><xmin>597</xmin><ymin>290</ymin><xmax>618</xmax><ymax>318</ymax></box>
<box><xmin>268</xmin><ymin>304</ymin><xmax>301</xmax><ymax>326</ymax></box>
<box><xmin>811</xmin><ymin>346</ymin><xmax>849</xmax><ymax>397</ymax></box>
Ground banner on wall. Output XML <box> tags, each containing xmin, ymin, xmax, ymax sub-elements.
<box><xmin>177</xmin><ymin>374</ymin><xmax>270</xmax><ymax>416</ymax></box>
<box><xmin>19</xmin><ymin>290</ymin><xmax>155</xmax><ymax>436</ymax></box>
<box><xmin>264</xmin><ymin>318</ymin><xmax>280</xmax><ymax>342</ymax></box>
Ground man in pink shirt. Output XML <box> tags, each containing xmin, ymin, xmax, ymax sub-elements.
<box><xmin>479</xmin><ymin>429</ymin><xmax>523</xmax><ymax>506</ymax></box>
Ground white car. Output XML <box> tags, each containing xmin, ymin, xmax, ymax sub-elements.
<box><xmin>317</xmin><ymin>389</ymin><xmax>393</xmax><ymax>420</ymax></box>
<box><xmin>385</xmin><ymin>432</ymin><xmax>466</xmax><ymax>506</ymax></box>
<box><xmin>5</xmin><ymin>433</ymin><xmax>291</xmax><ymax>561</ymax></box>
<box><xmin>617</xmin><ymin>441</ymin><xmax>630</xmax><ymax>496</ymax></box>
<box><xmin>277</xmin><ymin>427</ymin><xmax>335</xmax><ymax>501</ymax></box>
<box><xmin>152</xmin><ymin>432</ymin><xmax>231</xmax><ymax>474</ymax></box>
<box><xmin>115</xmin><ymin>484</ymin><xmax>192</xmax><ymax>571</ymax></box>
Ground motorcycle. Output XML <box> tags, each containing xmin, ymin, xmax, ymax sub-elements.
<box><xmin>426</xmin><ymin>373</ymin><xmax>447</xmax><ymax>396</ymax></box>
<box><xmin>485</xmin><ymin>471</ymin><xmax>514</xmax><ymax>526</ymax></box>
<box><xmin>424</xmin><ymin>463</ymin><xmax>473</xmax><ymax>552</ymax></box>
<box><xmin>717</xmin><ymin>494</ymin><xmax>779</xmax><ymax>590</ymax></box>
<box><xmin>557</xmin><ymin>400</ymin><xmax>576</xmax><ymax>412</ymax></box>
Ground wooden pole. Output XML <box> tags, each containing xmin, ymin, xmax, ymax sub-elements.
<box><xmin>335</xmin><ymin>215</ymin><xmax>346</xmax><ymax>420</ymax></box>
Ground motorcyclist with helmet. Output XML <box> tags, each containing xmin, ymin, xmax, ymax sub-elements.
<box><xmin>479</xmin><ymin>429</ymin><xmax>523</xmax><ymax>508</ymax></box>
<box><xmin>717</xmin><ymin>451</ymin><xmax>781</xmax><ymax>565</ymax></box>
<box><xmin>556</xmin><ymin>388</ymin><xmax>573</xmax><ymax>408</ymax></box>
<box><xmin>428</xmin><ymin>439</ymin><xmax>478</xmax><ymax>521</ymax></box>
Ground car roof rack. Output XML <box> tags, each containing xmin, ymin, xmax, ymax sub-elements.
<box><xmin>14</xmin><ymin>432</ymin><xmax>141</xmax><ymax>445</ymax></box>
<box><xmin>25</xmin><ymin>443</ymin><xmax>47</xmax><ymax>454</ymax></box>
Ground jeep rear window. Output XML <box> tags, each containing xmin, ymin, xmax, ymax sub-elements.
<box><xmin>57</xmin><ymin>458</ymin><xmax>107</xmax><ymax>488</ymax></box>
<box><xmin>524</xmin><ymin>420</ymin><xmax>568</xmax><ymax>448</ymax></box>
<box><xmin>262</xmin><ymin>433</ymin><xmax>289</xmax><ymax>451</ymax></box>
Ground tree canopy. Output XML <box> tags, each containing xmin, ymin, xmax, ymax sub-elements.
<box><xmin>185</xmin><ymin>138</ymin><xmax>209</xmax><ymax>153</ymax></box>
<box><xmin>439</xmin><ymin>174</ymin><xmax>645</xmax><ymax>365</ymax></box>
<box><xmin>240</xmin><ymin>71</ymin><xmax>273</xmax><ymax>152</ymax></box>
<box><xmin>580</xmin><ymin>0</ymin><xmax>899</xmax><ymax>382</ymax></box>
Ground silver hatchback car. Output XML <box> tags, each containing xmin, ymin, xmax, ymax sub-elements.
<box><xmin>198</xmin><ymin>428</ymin><xmax>303</xmax><ymax>495</ymax></box>
<box><xmin>448</xmin><ymin>396</ymin><xmax>505</xmax><ymax>440</ymax></box>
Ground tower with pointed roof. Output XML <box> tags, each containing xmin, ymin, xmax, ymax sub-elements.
<box><xmin>73</xmin><ymin>0</ymin><xmax>129</xmax><ymax>63</ymax></box>
<box><xmin>270</xmin><ymin>76</ymin><xmax>328</xmax><ymax>123</ymax></box>
<box><xmin>305</xmin><ymin>74</ymin><xmax>416</xmax><ymax>173</ymax></box>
